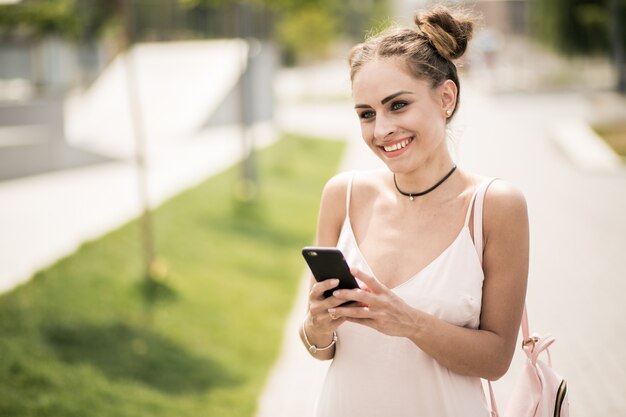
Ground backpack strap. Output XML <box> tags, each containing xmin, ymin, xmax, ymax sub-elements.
<box><xmin>472</xmin><ymin>178</ymin><xmax>497</xmax><ymax>264</ymax></box>
<box><xmin>486</xmin><ymin>381</ymin><xmax>500</xmax><ymax>417</ymax></box>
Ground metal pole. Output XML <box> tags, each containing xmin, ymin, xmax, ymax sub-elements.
<box><xmin>122</xmin><ymin>0</ymin><xmax>156</xmax><ymax>279</ymax></box>
<box><xmin>610</xmin><ymin>0</ymin><xmax>626</xmax><ymax>93</ymax></box>
<box><xmin>236</xmin><ymin>2</ymin><xmax>257</xmax><ymax>200</ymax></box>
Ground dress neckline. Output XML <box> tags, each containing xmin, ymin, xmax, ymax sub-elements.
<box><xmin>342</xmin><ymin>216</ymin><xmax>473</xmax><ymax>291</ymax></box>
<box><xmin>340</xmin><ymin>173</ymin><xmax>494</xmax><ymax>291</ymax></box>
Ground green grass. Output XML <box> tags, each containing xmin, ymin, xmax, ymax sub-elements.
<box><xmin>0</xmin><ymin>135</ymin><xmax>345</xmax><ymax>417</ymax></box>
<box><xmin>594</xmin><ymin>123</ymin><xmax>626</xmax><ymax>159</ymax></box>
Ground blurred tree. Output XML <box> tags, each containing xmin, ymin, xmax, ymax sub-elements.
<box><xmin>609</xmin><ymin>0</ymin><xmax>626</xmax><ymax>92</ymax></box>
<box><xmin>0</xmin><ymin>0</ymin><xmax>120</xmax><ymax>40</ymax></box>
<box><xmin>276</xmin><ymin>6</ymin><xmax>339</xmax><ymax>64</ymax></box>
<box><xmin>533</xmin><ymin>0</ymin><xmax>611</xmax><ymax>55</ymax></box>
<box><xmin>1</xmin><ymin>0</ymin><xmax>389</xmax><ymax>63</ymax></box>
<box><xmin>178</xmin><ymin>0</ymin><xmax>390</xmax><ymax>64</ymax></box>
<box><xmin>532</xmin><ymin>0</ymin><xmax>625</xmax><ymax>92</ymax></box>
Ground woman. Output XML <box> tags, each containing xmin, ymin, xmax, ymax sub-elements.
<box><xmin>299</xmin><ymin>5</ymin><xmax>529</xmax><ymax>417</ymax></box>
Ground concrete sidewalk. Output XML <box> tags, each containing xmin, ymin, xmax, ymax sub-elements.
<box><xmin>0</xmin><ymin>123</ymin><xmax>276</xmax><ymax>293</ymax></box>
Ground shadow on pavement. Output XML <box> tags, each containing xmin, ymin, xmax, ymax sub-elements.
<box><xmin>0</xmin><ymin>142</ymin><xmax>117</xmax><ymax>181</ymax></box>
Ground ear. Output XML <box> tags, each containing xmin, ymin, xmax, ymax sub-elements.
<box><xmin>439</xmin><ymin>79</ymin><xmax>458</xmax><ymax>117</ymax></box>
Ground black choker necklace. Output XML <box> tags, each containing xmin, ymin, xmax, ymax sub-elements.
<box><xmin>393</xmin><ymin>165</ymin><xmax>457</xmax><ymax>201</ymax></box>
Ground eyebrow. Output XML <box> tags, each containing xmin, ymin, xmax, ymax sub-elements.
<box><xmin>354</xmin><ymin>90</ymin><xmax>414</xmax><ymax>109</ymax></box>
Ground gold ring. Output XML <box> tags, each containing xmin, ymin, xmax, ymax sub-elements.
<box><xmin>328</xmin><ymin>311</ymin><xmax>337</xmax><ymax>320</ymax></box>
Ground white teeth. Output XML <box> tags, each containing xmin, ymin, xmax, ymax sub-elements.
<box><xmin>383</xmin><ymin>138</ymin><xmax>411</xmax><ymax>152</ymax></box>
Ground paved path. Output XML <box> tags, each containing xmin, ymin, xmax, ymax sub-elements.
<box><xmin>459</xmin><ymin>83</ymin><xmax>626</xmax><ymax>416</ymax></box>
<box><xmin>257</xmin><ymin>64</ymin><xmax>626</xmax><ymax>417</ymax></box>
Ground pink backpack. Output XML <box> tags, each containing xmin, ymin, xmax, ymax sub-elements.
<box><xmin>487</xmin><ymin>307</ymin><xmax>569</xmax><ymax>417</ymax></box>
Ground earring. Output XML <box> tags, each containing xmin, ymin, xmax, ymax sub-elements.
<box><xmin>446</xmin><ymin>109</ymin><xmax>452</xmax><ymax>116</ymax></box>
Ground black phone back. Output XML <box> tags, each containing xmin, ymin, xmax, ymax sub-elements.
<box><xmin>302</xmin><ymin>247</ymin><xmax>359</xmax><ymax>298</ymax></box>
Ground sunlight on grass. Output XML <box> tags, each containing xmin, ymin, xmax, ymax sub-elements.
<box><xmin>0</xmin><ymin>134</ymin><xmax>345</xmax><ymax>417</ymax></box>
<box><xmin>594</xmin><ymin>123</ymin><xmax>626</xmax><ymax>159</ymax></box>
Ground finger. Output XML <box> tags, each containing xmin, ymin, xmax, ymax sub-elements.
<box><xmin>350</xmin><ymin>267</ymin><xmax>386</xmax><ymax>293</ymax></box>
<box><xmin>327</xmin><ymin>308</ymin><xmax>339</xmax><ymax>321</ymax></box>
<box><xmin>310</xmin><ymin>295</ymin><xmax>348</xmax><ymax>315</ymax></box>
<box><xmin>332</xmin><ymin>288</ymin><xmax>372</xmax><ymax>306</ymax></box>
<box><xmin>308</xmin><ymin>311</ymin><xmax>347</xmax><ymax>329</ymax></box>
<box><xmin>328</xmin><ymin>305</ymin><xmax>374</xmax><ymax>320</ymax></box>
<box><xmin>310</xmin><ymin>279</ymin><xmax>339</xmax><ymax>299</ymax></box>
<box><xmin>349</xmin><ymin>267</ymin><xmax>369</xmax><ymax>290</ymax></box>
<box><xmin>345</xmin><ymin>317</ymin><xmax>376</xmax><ymax>327</ymax></box>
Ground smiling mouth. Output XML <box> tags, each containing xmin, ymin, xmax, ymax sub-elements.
<box><xmin>381</xmin><ymin>137</ymin><xmax>413</xmax><ymax>152</ymax></box>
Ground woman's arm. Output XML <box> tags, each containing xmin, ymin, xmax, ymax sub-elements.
<box><xmin>299</xmin><ymin>173</ymin><xmax>352</xmax><ymax>361</ymax></box>
<box><xmin>331</xmin><ymin>180</ymin><xmax>529</xmax><ymax>379</ymax></box>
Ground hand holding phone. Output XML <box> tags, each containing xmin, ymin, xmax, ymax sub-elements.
<box><xmin>302</xmin><ymin>246</ymin><xmax>360</xmax><ymax>299</ymax></box>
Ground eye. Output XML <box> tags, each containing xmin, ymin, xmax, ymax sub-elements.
<box><xmin>359</xmin><ymin>110</ymin><xmax>375</xmax><ymax>120</ymax></box>
<box><xmin>390</xmin><ymin>101</ymin><xmax>408</xmax><ymax>111</ymax></box>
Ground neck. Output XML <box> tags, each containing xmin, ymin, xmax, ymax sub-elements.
<box><xmin>394</xmin><ymin>157</ymin><xmax>456</xmax><ymax>191</ymax></box>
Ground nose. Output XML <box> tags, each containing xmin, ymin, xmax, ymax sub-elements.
<box><xmin>373</xmin><ymin>113</ymin><xmax>396</xmax><ymax>141</ymax></box>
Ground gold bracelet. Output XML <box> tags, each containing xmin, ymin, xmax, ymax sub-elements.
<box><xmin>302</xmin><ymin>323</ymin><xmax>337</xmax><ymax>354</ymax></box>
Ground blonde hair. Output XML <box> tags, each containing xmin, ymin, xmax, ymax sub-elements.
<box><xmin>348</xmin><ymin>6</ymin><xmax>474</xmax><ymax>117</ymax></box>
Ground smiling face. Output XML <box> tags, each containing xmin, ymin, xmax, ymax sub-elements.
<box><xmin>352</xmin><ymin>57</ymin><xmax>456</xmax><ymax>174</ymax></box>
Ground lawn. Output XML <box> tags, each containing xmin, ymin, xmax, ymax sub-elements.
<box><xmin>594</xmin><ymin>123</ymin><xmax>626</xmax><ymax>159</ymax></box>
<box><xmin>0</xmin><ymin>135</ymin><xmax>345</xmax><ymax>417</ymax></box>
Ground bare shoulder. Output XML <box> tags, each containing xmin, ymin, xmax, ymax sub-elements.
<box><xmin>316</xmin><ymin>172</ymin><xmax>352</xmax><ymax>245</ymax></box>
<box><xmin>484</xmin><ymin>179</ymin><xmax>528</xmax><ymax>219</ymax></box>
<box><xmin>324</xmin><ymin>170</ymin><xmax>386</xmax><ymax>197</ymax></box>
<box><xmin>321</xmin><ymin>171</ymin><xmax>352</xmax><ymax>205</ymax></box>
<box><xmin>483</xmin><ymin>179</ymin><xmax>529</xmax><ymax>238</ymax></box>
<box><xmin>317</xmin><ymin>170</ymin><xmax>385</xmax><ymax>244</ymax></box>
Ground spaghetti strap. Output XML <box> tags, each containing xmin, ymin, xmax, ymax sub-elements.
<box><xmin>473</xmin><ymin>178</ymin><xmax>498</xmax><ymax>264</ymax></box>
<box><xmin>463</xmin><ymin>185</ymin><xmax>482</xmax><ymax>227</ymax></box>
<box><xmin>345</xmin><ymin>171</ymin><xmax>355</xmax><ymax>216</ymax></box>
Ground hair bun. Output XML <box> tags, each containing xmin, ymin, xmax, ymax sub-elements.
<box><xmin>413</xmin><ymin>6</ymin><xmax>474</xmax><ymax>61</ymax></box>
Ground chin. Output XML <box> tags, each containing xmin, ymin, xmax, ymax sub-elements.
<box><xmin>379</xmin><ymin>160</ymin><xmax>413</xmax><ymax>174</ymax></box>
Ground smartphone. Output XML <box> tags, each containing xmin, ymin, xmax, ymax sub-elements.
<box><xmin>302</xmin><ymin>246</ymin><xmax>360</xmax><ymax>299</ymax></box>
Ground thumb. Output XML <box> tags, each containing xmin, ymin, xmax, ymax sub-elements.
<box><xmin>350</xmin><ymin>267</ymin><xmax>385</xmax><ymax>293</ymax></box>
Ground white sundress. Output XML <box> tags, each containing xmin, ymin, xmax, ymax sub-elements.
<box><xmin>315</xmin><ymin>174</ymin><xmax>496</xmax><ymax>417</ymax></box>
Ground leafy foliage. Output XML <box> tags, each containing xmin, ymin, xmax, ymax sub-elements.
<box><xmin>276</xmin><ymin>6</ymin><xmax>339</xmax><ymax>63</ymax></box>
<box><xmin>532</xmin><ymin>0</ymin><xmax>624</xmax><ymax>56</ymax></box>
<box><xmin>0</xmin><ymin>0</ymin><xmax>390</xmax><ymax>62</ymax></box>
<box><xmin>0</xmin><ymin>0</ymin><xmax>120</xmax><ymax>40</ymax></box>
